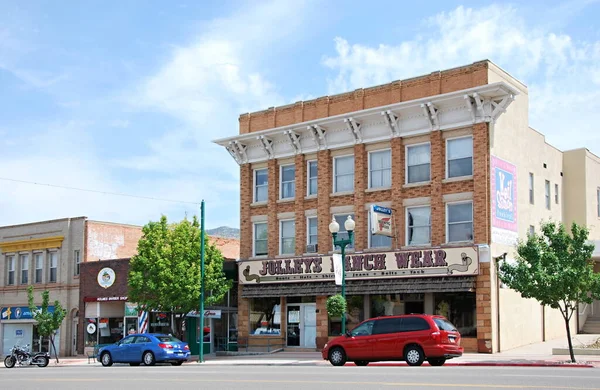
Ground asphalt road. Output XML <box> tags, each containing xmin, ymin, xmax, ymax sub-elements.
<box><xmin>1</xmin><ymin>364</ymin><xmax>600</xmax><ymax>390</ymax></box>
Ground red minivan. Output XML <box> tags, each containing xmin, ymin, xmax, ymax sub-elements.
<box><xmin>321</xmin><ymin>314</ymin><xmax>463</xmax><ymax>366</ymax></box>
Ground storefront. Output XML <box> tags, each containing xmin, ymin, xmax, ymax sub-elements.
<box><xmin>238</xmin><ymin>246</ymin><xmax>481</xmax><ymax>352</ymax></box>
<box><xmin>1</xmin><ymin>305</ymin><xmax>58</xmax><ymax>356</ymax></box>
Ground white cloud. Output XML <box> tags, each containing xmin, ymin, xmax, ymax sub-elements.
<box><xmin>322</xmin><ymin>4</ymin><xmax>600</xmax><ymax>156</ymax></box>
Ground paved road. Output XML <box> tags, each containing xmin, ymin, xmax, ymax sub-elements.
<box><xmin>2</xmin><ymin>364</ymin><xmax>600</xmax><ymax>389</ymax></box>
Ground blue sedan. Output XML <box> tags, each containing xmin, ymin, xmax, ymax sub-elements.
<box><xmin>98</xmin><ymin>333</ymin><xmax>190</xmax><ymax>366</ymax></box>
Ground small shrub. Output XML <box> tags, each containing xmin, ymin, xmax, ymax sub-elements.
<box><xmin>326</xmin><ymin>294</ymin><xmax>347</xmax><ymax>318</ymax></box>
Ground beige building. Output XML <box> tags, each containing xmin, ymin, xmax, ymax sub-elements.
<box><xmin>215</xmin><ymin>59</ymin><xmax>600</xmax><ymax>354</ymax></box>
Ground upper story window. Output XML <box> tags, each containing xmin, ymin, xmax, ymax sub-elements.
<box><xmin>529</xmin><ymin>173</ymin><xmax>534</xmax><ymax>204</ymax></box>
<box><xmin>74</xmin><ymin>250</ymin><xmax>81</xmax><ymax>276</ymax></box>
<box><xmin>253</xmin><ymin>223</ymin><xmax>268</xmax><ymax>257</ymax></box>
<box><xmin>334</xmin><ymin>155</ymin><xmax>354</xmax><ymax>193</ymax></box>
<box><xmin>406</xmin><ymin>206</ymin><xmax>431</xmax><ymax>246</ymax></box>
<box><xmin>333</xmin><ymin>213</ymin><xmax>354</xmax><ymax>249</ymax></box>
<box><xmin>555</xmin><ymin>184</ymin><xmax>559</xmax><ymax>204</ymax></box>
<box><xmin>406</xmin><ymin>143</ymin><xmax>430</xmax><ymax>184</ymax></box>
<box><xmin>528</xmin><ymin>225</ymin><xmax>535</xmax><ymax>237</ymax></box>
<box><xmin>49</xmin><ymin>252</ymin><xmax>58</xmax><ymax>283</ymax></box>
<box><xmin>280</xmin><ymin>165</ymin><xmax>295</xmax><ymax>199</ymax></box>
<box><xmin>307</xmin><ymin>160</ymin><xmax>318</xmax><ymax>196</ymax></box>
<box><xmin>545</xmin><ymin>180</ymin><xmax>551</xmax><ymax>210</ymax></box>
<box><xmin>254</xmin><ymin>168</ymin><xmax>268</xmax><ymax>203</ymax></box>
<box><xmin>280</xmin><ymin>220</ymin><xmax>296</xmax><ymax>255</ymax></box>
<box><xmin>447</xmin><ymin>136</ymin><xmax>473</xmax><ymax>178</ymax></box>
<box><xmin>369</xmin><ymin>150</ymin><xmax>391</xmax><ymax>189</ymax></box>
<box><xmin>20</xmin><ymin>254</ymin><xmax>29</xmax><ymax>285</ymax></box>
<box><xmin>307</xmin><ymin>217</ymin><xmax>318</xmax><ymax>246</ymax></box>
<box><xmin>35</xmin><ymin>253</ymin><xmax>43</xmax><ymax>283</ymax></box>
<box><xmin>7</xmin><ymin>255</ymin><xmax>15</xmax><ymax>285</ymax></box>
<box><xmin>447</xmin><ymin>202</ymin><xmax>473</xmax><ymax>243</ymax></box>
<box><xmin>597</xmin><ymin>188</ymin><xmax>600</xmax><ymax>218</ymax></box>
<box><xmin>368</xmin><ymin>212</ymin><xmax>392</xmax><ymax>248</ymax></box>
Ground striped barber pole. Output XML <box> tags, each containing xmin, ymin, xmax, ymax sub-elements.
<box><xmin>138</xmin><ymin>311</ymin><xmax>148</xmax><ymax>333</ymax></box>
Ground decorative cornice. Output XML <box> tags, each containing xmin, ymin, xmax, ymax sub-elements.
<box><xmin>214</xmin><ymin>82</ymin><xmax>519</xmax><ymax>165</ymax></box>
<box><xmin>0</xmin><ymin>236</ymin><xmax>65</xmax><ymax>253</ymax></box>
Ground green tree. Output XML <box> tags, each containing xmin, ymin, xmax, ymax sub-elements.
<box><xmin>128</xmin><ymin>215</ymin><xmax>232</xmax><ymax>339</ymax></box>
<box><xmin>498</xmin><ymin>222</ymin><xmax>600</xmax><ymax>363</ymax></box>
<box><xmin>27</xmin><ymin>286</ymin><xmax>67</xmax><ymax>363</ymax></box>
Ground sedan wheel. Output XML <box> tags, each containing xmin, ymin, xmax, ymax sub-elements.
<box><xmin>143</xmin><ymin>351</ymin><xmax>155</xmax><ymax>366</ymax></box>
<box><xmin>328</xmin><ymin>347</ymin><xmax>347</xmax><ymax>366</ymax></box>
<box><xmin>101</xmin><ymin>352</ymin><xmax>113</xmax><ymax>367</ymax></box>
<box><xmin>404</xmin><ymin>345</ymin><xmax>424</xmax><ymax>366</ymax></box>
<box><xmin>428</xmin><ymin>358</ymin><xmax>446</xmax><ymax>366</ymax></box>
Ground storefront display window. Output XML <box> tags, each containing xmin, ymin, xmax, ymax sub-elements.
<box><xmin>434</xmin><ymin>292</ymin><xmax>476</xmax><ymax>337</ymax></box>
<box><xmin>250</xmin><ymin>297</ymin><xmax>281</xmax><ymax>335</ymax></box>
<box><xmin>32</xmin><ymin>326</ymin><xmax>49</xmax><ymax>353</ymax></box>
<box><xmin>85</xmin><ymin>318</ymin><xmax>98</xmax><ymax>347</ymax></box>
<box><xmin>329</xmin><ymin>295</ymin><xmax>364</xmax><ymax>336</ymax></box>
<box><xmin>149</xmin><ymin>312</ymin><xmax>171</xmax><ymax>334</ymax></box>
<box><xmin>98</xmin><ymin>318</ymin><xmax>124</xmax><ymax>344</ymax></box>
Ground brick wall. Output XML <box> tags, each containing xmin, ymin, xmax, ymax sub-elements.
<box><xmin>85</xmin><ymin>221</ymin><xmax>142</xmax><ymax>262</ymax></box>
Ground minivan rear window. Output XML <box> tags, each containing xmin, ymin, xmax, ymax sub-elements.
<box><xmin>434</xmin><ymin>318</ymin><xmax>457</xmax><ymax>331</ymax></box>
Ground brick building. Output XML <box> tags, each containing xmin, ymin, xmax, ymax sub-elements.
<box><xmin>214</xmin><ymin>60</ymin><xmax>600</xmax><ymax>354</ymax></box>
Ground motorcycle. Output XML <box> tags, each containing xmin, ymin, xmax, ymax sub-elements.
<box><xmin>4</xmin><ymin>344</ymin><xmax>49</xmax><ymax>368</ymax></box>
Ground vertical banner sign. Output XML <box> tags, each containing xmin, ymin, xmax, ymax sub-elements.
<box><xmin>332</xmin><ymin>254</ymin><xmax>343</xmax><ymax>286</ymax></box>
<box><xmin>491</xmin><ymin>156</ymin><xmax>518</xmax><ymax>245</ymax></box>
<box><xmin>370</xmin><ymin>205</ymin><xmax>393</xmax><ymax>237</ymax></box>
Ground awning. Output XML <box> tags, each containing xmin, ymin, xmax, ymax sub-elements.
<box><xmin>241</xmin><ymin>276</ymin><xmax>476</xmax><ymax>298</ymax></box>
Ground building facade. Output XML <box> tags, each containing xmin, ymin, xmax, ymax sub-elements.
<box><xmin>215</xmin><ymin>60</ymin><xmax>600</xmax><ymax>353</ymax></box>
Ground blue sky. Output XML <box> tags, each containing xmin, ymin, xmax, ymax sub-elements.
<box><xmin>1</xmin><ymin>0</ymin><xmax>599</xmax><ymax>229</ymax></box>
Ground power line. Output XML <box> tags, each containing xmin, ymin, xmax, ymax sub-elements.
<box><xmin>0</xmin><ymin>177</ymin><xmax>201</xmax><ymax>205</ymax></box>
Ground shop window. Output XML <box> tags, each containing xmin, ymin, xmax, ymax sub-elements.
<box><xmin>20</xmin><ymin>254</ymin><xmax>29</xmax><ymax>285</ymax></box>
<box><xmin>34</xmin><ymin>253</ymin><xmax>43</xmax><ymax>283</ymax></box>
<box><xmin>253</xmin><ymin>223</ymin><xmax>268</xmax><ymax>257</ymax></box>
<box><xmin>254</xmin><ymin>168</ymin><xmax>268</xmax><ymax>202</ymax></box>
<box><xmin>334</xmin><ymin>155</ymin><xmax>354</xmax><ymax>193</ymax></box>
<box><xmin>406</xmin><ymin>143</ymin><xmax>430</xmax><ymax>183</ymax></box>
<box><xmin>250</xmin><ymin>298</ymin><xmax>281</xmax><ymax>335</ymax></box>
<box><xmin>98</xmin><ymin>318</ymin><xmax>124</xmax><ymax>344</ymax></box>
<box><xmin>333</xmin><ymin>214</ymin><xmax>354</xmax><ymax>249</ymax></box>
<box><xmin>307</xmin><ymin>160</ymin><xmax>318</xmax><ymax>196</ymax></box>
<box><xmin>368</xmin><ymin>212</ymin><xmax>392</xmax><ymax>248</ymax></box>
<box><xmin>406</xmin><ymin>206</ymin><xmax>431</xmax><ymax>246</ymax></box>
<box><xmin>370</xmin><ymin>294</ymin><xmax>406</xmax><ymax>317</ymax></box>
<box><xmin>85</xmin><ymin>318</ymin><xmax>98</xmax><ymax>347</ymax></box>
<box><xmin>6</xmin><ymin>255</ymin><xmax>15</xmax><ymax>285</ymax></box>
<box><xmin>149</xmin><ymin>312</ymin><xmax>171</xmax><ymax>335</ymax></box>
<box><xmin>32</xmin><ymin>325</ymin><xmax>50</xmax><ymax>353</ymax></box>
<box><xmin>280</xmin><ymin>220</ymin><xmax>295</xmax><ymax>255</ymax></box>
<box><xmin>74</xmin><ymin>250</ymin><xmax>80</xmax><ymax>276</ymax></box>
<box><xmin>369</xmin><ymin>149</ymin><xmax>391</xmax><ymax>189</ymax></box>
<box><xmin>329</xmin><ymin>295</ymin><xmax>364</xmax><ymax>336</ymax></box>
<box><xmin>49</xmin><ymin>252</ymin><xmax>58</xmax><ymax>283</ymax></box>
<box><xmin>446</xmin><ymin>136</ymin><xmax>473</xmax><ymax>178</ymax></box>
<box><xmin>280</xmin><ymin>165</ymin><xmax>295</xmax><ymax>199</ymax></box>
<box><xmin>434</xmin><ymin>292</ymin><xmax>477</xmax><ymax>337</ymax></box>
<box><xmin>447</xmin><ymin>202</ymin><xmax>473</xmax><ymax>242</ymax></box>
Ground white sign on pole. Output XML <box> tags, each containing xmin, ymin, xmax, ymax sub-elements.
<box><xmin>370</xmin><ymin>205</ymin><xmax>393</xmax><ymax>237</ymax></box>
<box><xmin>332</xmin><ymin>254</ymin><xmax>343</xmax><ymax>286</ymax></box>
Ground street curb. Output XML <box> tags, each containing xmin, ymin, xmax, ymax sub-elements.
<box><xmin>356</xmin><ymin>362</ymin><xmax>595</xmax><ymax>368</ymax></box>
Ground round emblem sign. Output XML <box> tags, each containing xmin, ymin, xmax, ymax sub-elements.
<box><xmin>97</xmin><ymin>267</ymin><xmax>116</xmax><ymax>289</ymax></box>
<box><xmin>87</xmin><ymin>323</ymin><xmax>97</xmax><ymax>334</ymax></box>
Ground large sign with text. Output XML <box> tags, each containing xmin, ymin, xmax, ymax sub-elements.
<box><xmin>1</xmin><ymin>306</ymin><xmax>55</xmax><ymax>321</ymax></box>
<box><xmin>239</xmin><ymin>246</ymin><xmax>479</xmax><ymax>284</ymax></box>
<box><xmin>491</xmin><ymin>155</ymin><xmax>518</xmax><ymax>245</ymax></box>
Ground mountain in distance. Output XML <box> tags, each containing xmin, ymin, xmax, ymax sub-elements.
<box><xmin>206</xmin><ymin>226</ymin><xmax>240</xmax><ymax>239</ymax></box>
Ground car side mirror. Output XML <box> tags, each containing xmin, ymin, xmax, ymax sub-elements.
<box><xmin>344</xmin><ymin>330</ymin><xmax>352</xmax><ymax>337</ymax></box>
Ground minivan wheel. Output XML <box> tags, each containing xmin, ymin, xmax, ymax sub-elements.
<box><xmin>354</xmin><ymin>361</ymin><xmax>369</xmax><ymax>366</ymax></box>
<box><xmin>404</xmin><ymin>345</ymin><xmax>424</xmax><ymax>366</ymax></box>
<box><xmin>328</xmin><ymin>347</ymin><xmax>347</xmax><ymax>366</ymax></box>
<box><xmin>428</xmin><ymin>358</ymin><xmax>446</xmax><ymax>366</ymax></box>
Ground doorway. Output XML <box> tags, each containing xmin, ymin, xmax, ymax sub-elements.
<box><xmin>286</xmin><ymin>303</ymin><xmax>316</xmax><ymax>348</ymax></box>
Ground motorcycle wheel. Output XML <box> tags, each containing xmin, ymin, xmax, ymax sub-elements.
<box><xmin>4</xmin><ymin>356</ymin><xmax>16</xmax><ymax>368</ymax></box>
<box><xmin>36</xmin><ymin>356</ymin><xmax>49</xmax><ymax>367</ymax></box>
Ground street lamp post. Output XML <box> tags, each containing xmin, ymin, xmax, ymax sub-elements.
<box><xmin>329</xmin><ymin>215</ymin><xmax>355</xmax><ymax>335</ymax></box>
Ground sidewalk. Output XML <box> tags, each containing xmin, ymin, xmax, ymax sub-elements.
<box><xmin>44</xmin><ymin>334</ymin><xmax>600</xmax><ymax>368</ymax></box>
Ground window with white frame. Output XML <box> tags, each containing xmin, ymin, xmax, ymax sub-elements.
<box><xmin>307</xmin><ymin>160</ymin><xmax>318</xmax><ymax>196</ymax></box>
<box><xmin>280</xmin><ymin>220</ymin><xmax>296</xmax><ymax>255</ymax></box>
<box><xmin>20</xmin><ymin>254</ymin><xmax>29</xmax><ymax>285</ymax></box>
<box><xmin>406</xmin><ymin>206</ymin><xmax>431</xmax><ymax>246</ymax></box>
<box><xmin>369</xmin><ymin>212</ymin><xmax>392</xmax><ymax>248</ymax></box>
<box><xmin>529</xmin><ymin>173</ymin><xmax>534</xmax><ymax>204</ymax></box>
<box><xmin>447</xmin><ymin>202</ymin><xmax>473</xmax><ymax>242</ymax></box>
<box><xmin>406</xmin><ymin>143</ymin><xmax>430</xmax><ymax>183</ymax></box>
<box><xmin>254</xmin><ymin>168</ymin><xmax>268</xmax><ymax>202</ymax></box>
<box><xmin>254</xmin><ymin>223</ymin><xmax>268</xmax><ymax>257</ymax></box>
<box><xmin>74</xmin><ymin>250</ymin><xmax>81</xmax><ymax>276</ymax></box>
<box><xmin>369</xmin><ymin>150</ymin><xmax>391</xmax><ymax>189</ymax></box>
<box><xmin>7</xmin><ymin>255</ymin><xmax>15</xmax><ymax>285</ymax></box>
<box><xmin>555</xmin><ymin>184</ymin><xmax>559</xmax><ymax>204</ymax></box>
<box><xmin>280</xmin><ymin>165</ymin><xmax>295</xmax><ymax>199</ymax></box>
<box><xmin>49</xmin><ymin>252</ymin><xmax>58</xmax><ymax>283</ymax></box>
<box><xmin>545</xmin><ymin>180</ymin><xmax>551</xmax><ymax>210</ymax></box>
<box><xmin>447</xmin><ymin>137</ymin><xmax>473</xmax><ymax>178</ymax></box>
<box><xmin>307</xmin><ymin>217</ymin><xmax>318</xmax><ymax>246</ymax></box>
<box><xmin>333</xmin><ymin>214</ymin><xmax>354</xmax><ymax>249</ymax></box>
<box><xmin>35</xmin><ymin>253</ymin><xmax>43</xmax><ymax>283</ymax></box>
<box><xmin>334</xmin><ymin>155</ymin><xmax>354</xmax><ymax>192</ymax></box>
<box><xmin>529</xmin><ymin>225</ymin><xmax>535</xmax><ymax>237</ymax></box>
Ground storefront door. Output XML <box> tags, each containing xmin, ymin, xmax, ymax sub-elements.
<box><xmin>2</xmin><ymin>323</ymin><xmax>33</xmax><ymax>356</ymax></box>
<box><xmin>286</xmin><ymin>303</ymin><xmax>316</xmax><ymax>348</ymax></box>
